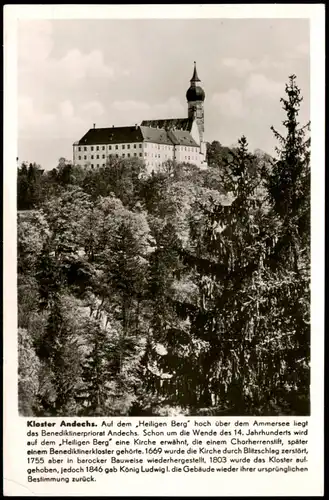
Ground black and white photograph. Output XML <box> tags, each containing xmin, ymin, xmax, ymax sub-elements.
<box><xmin>17</xmin><ymin>16</ymin><xmax>311</xmax><ymax>418</ymax></box>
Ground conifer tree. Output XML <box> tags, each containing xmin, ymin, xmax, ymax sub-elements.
<box><xmin>265</xmin><ymin>75</ymin><xmax>311</xmax><ymax>412</ymax></box>
<box><xmin>268</xmin><ymin>74</ymin><xmax>310</xmax><ymax>268</ymax></box>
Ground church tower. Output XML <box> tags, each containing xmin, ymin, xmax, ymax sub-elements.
<box><xmin>186</xmin><ymin>62</ymin><xmax>205</xmax><ymax>142</ymax></box>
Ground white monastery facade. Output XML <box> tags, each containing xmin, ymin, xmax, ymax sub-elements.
<box><xmin>73</xmin><ymin>63</ymin><xmax>207</xmax><ymax>172</ymax></box>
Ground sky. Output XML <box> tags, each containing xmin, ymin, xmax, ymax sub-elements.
<box><xmin>17</xmin><ymin>18</ymin><xmax>310</xmax><ymax>169</ymax></box>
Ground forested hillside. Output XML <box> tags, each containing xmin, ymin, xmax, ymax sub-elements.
<box><xmin>17</xmin><ymin>76</ymin><xmax>310</xmax><ymax>417</ymax></box>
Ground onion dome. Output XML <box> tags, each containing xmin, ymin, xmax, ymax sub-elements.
<box><xmin>186</xmin><ymin>62</ymin><xmax>205</xmax><ymax>102</ymax></box>
<box><xmin>186</xmin><ymin>85</ymin><xmax>205</xmax><ymax>102</ymax></box>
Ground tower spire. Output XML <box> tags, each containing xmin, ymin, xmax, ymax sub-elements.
<box><xmin>186</xmin><ymin>62</ymin><xmax>205</xmax><ymax>151</ymax></box>
<box><xmin>190</xmin><ymin>61</ymin><xmax>201</xmax><ymax>83</ymax></box>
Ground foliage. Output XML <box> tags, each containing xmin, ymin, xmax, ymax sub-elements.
<box><xmin>17</xmin><ymin>75</ymin><xmax>310</xmax><ymax>416</ymax></box>
<box><xmin>18</xmin><ymin>328</ymin><xmax>41</xmax><ymax>415</ymax></box>
<box><xmin>17</xmin><ymin>163</ymin><xmax>44</xmax><ymax>210</ymax></box>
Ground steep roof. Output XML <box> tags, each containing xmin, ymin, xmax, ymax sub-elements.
<box><xmin>140</xmin><ymin>126</ymin><xmax>173</xmax><ymax>145</ymax></box>
<box><xmin>76</xmin><ymin>124</ymin><xmax>199</xmax><ymax>147</ymax></box>
<box><xmin>167</xmin><ymin>129</ymin><xmax>199</xmax><ymax>147</ymax></box>
<box><xmin>141</xmin><ymin>118</ymin><xmax>193</xmax><ymax>132</ymax></box>
<box><xmin>78</xmin><ymin>126</ymin><xmax>144</xmax><ymax>145</ymax></box>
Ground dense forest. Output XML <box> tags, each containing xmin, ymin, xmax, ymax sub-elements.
<box><xmin>17</xmin><ymin>75</ymin><xmax>310</xmax><ymax>417</ymax></box>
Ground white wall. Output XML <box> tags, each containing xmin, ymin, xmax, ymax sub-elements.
<box><xmin>190</xmin><ymin>120</ymin><xmax>201</xmax><ymax>145</ymax></box>
<box><xmin>73</xmin><ymin>142</ymin><xmax>144</xmax><ymax>167</ymax></box>
<box><xmin>74</xmin><ymin>143</ymin><xmax>108</xmax><ymax>167</ymax></box>
<box><xmin>143</xmin><ymin>142</ymin><xmax>175</xmax><ymax>172</ymax></box>
<box><xmin>174</xmin><ymin>144</ymin><xmax>201</xmax><ymax>166</ymax></box>
<box><xmin>73</xmin><ymin>141</ymin><xmax>205</xmax><ymax>170</ymax></box>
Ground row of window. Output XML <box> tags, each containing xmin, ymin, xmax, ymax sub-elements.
<box><xmin>180</xmin><ymin>146</ymin><xmax>198</xmax><ymax>152</ymax></box>
<box><xmin>80</xmin><ymin>157</ymin><xmax>199</xmax><ymax>170</ymax></box>
<box><xmin>78</xmin><ymin>144</ymin><xmax>143</xmax><ymax>152</ymax></box>
<box><xmin>178</xmin><ymin>156</ymin><xmax>198</xmax><ymax>161</ymax></box>
<box><xmin>86</xmin><ymin>161</ymin><xmax>193</xmax><ymax>169</ymax></box>
<box><xmin>77</xmin><ymin>153</ymin><xmax>199</xmax><ymax>163</ymax></box>
<box><xmin>77</xmin><ymin>144</ymin><xmax>199</xmax><ymax>153</ymax></box>
<box><xmin>90</xmin><ymin>154</ymin><xmax>105</xmax><ymax>160</ymax></box>
<box><xmin>78</xmin><ymin>152</ymin><xmax>143</xmax><ymax>161</ymax></box>
<box><xmin>121</xmin><ymin>153</ymin><xmax>143</xmax><ymax>158</ymax></box>
<box><xmin>148</xmin><ymin>144</ymin><xmax>173</xmax><ymax>150</ymax></box>
<box><xmin>77</xmin><ymin>145</ymin><xmax>105</xmax><ymax>151</ymax></box>
<box><xmin>121</xmin><ymin>144</ymin><xmax>142</xmax><ymax>150</ymax></box>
